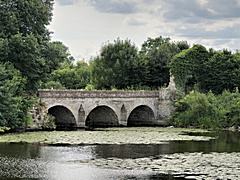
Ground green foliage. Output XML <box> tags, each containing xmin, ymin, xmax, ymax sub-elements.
<box><xmin>171</xmin><ymin>45</ymin><xmax>240</xmax><ymax>94</ymax></box>
<box><xmin>42</xmin><ymin>114</ymin><xmax>56</xmax><ymax>130</ymax></box>
<box><xmin>41</xmin><ymin>41</ymin><xmax>73</xmax><ymax>74</ymax></box>
<box><xmin>171</xmin><ymin>91</ymin><xmax>240</xmax><ymax>129</ymax></box>
<box><xmin>0</xmin><ymin>63</ymin><xmax>32</xmax><ymax>129</ymax></box>
<box><xmin>0</xmin><ymin>0</ymin><xmax>70</xmax><ymax>130</ymax></box>
<box><xmin>0</xmin><ymin>0</ymin><xmax>69</xmax><ymax>92</ymax></box>
<box><xmin>216</xmin><ymin>91</ymin><xmax>240</xmax><ymax>128</ymax></box>
<box><xmin>0</xmin><ymin>127</ymin><xmax>10</xmax><ymax>133</ymax></box>
<box><xmin>24</xmin><ymin>113</ymin><xmax>33</xmax><ymax>126</ymax></box>
<box><xmin>85</xmin><ymin>84</ymin><xmax>95</xmax><ymax>91</ymax></box>
<box><xmin>90</xmin><ymin>37</ymin><xmax>183</xmax><ymax>90</ymax></box>
<box><xmin>41</xmin><ymin>80</ymin><xmax>65</xmax><ymax>90</ymax></box>
<box><xmin>0</xmin><ymin>0</ymin><xmax>53</xmax><ymax>40</ymax></box>
<box><xmin>175</xmin><ymin>41</ymin><xmax>190</xmax><ymax>51</ymax></box>
<box><xmin>1</xmin><ymin>34</ymin><xmax>44</xmax><ymax>91</ymax></box>
<box><xmin>200</xmin><ymin>51</ymin><xmax>240</xmax><ymax>94</ymax></box>
<box><xmin>139</xmin><ymin>36</ymin><xmax>183</xmax><ymax>89</ymax></box>
<box><xmin>0</xmin><ymin>34</ymin><xmax>71</xmax><ymax>92</ymax></box>
<box><xmin>91</xmin><ymin>39</ymin><xmax>140</xmax><ymax>89</ymax></box>
<box><xmin>170</xmin><ymin>45</ymin><xmax>209</xmax><ymax>93</ymax></box>
<box><xmin>47</xmin><ymin>61</ymin><xmax>91</xmax><ymax>89</ymax></box>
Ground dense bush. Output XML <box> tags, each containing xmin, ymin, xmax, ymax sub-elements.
<box><xmin>41</xmin><ymin>80</ymin><xmax>65</xmax><ymax>90</ymax></box>
<box><xmin>171</xmin><ymin>91</ymin><xmax>240</xmax><ymax>129</ymax></box>
<box><xmin>0</xmin><ymin>63</ymin><xmax>32</xmax><ymax>129</ymax></box>
<box><xmin>42</xmin><ymin>114</ymin><xmax>56</xmax><ymax>130</ymax></box>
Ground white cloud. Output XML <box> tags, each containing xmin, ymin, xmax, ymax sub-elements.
<box><xmin>49</xmin><ymin>0</ymin><xmax>240</xmax><ymax>60</ymax></box>
<box><xmin>56</xmin><ymin>0</ymin><xmax>77</xmax><ymax>6</ymax></box>
<box><xmin>124</xmin><ymin>17</ymin><xmax>147</xmax><ymax>26</ymax></box>
<box><xmin>87</xmin><ymin>0</ymin><xmax>138</xmax><ymax>14</ymax></box>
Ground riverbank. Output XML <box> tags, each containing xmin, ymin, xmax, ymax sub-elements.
<box><xmin>0</xmin><ymin>127</ymin><xmax>211</xmax><ymax>145</ymax></box>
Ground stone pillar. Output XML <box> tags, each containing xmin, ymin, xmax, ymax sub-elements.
<box><xmin>119</xmin><ymin>104</ymin><xmax>127</xmax><ymax>126</ymax></box>
<box><xmin>158</xmin><ymin>75</ymin><xmax>176</xmax><ymax>125</ymax></box>
<box><xmin>77</xmin><ymin>104</ymin><xmax>85</xmax><ymax>128</ymax></box>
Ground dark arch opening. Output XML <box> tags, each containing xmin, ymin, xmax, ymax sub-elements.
<box><xmin>48</xmin><ymin>105</ymin><xmax>77</xmax><ymax>130</ymax></box>
<box><xmin>86</xmin><ymin>106</ymin><xmax>118</xmax><ymax>128</ymax></box>
<box><xmin>127</xmin><ymin>105</ymin><xmax>155</xmax><ymax>126</ymax></box>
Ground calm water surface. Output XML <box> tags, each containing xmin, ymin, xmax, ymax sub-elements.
<box><xmin>0</xmin><ymin>130</ymin><xmax>240</xmax><ymax>179</ymax></box>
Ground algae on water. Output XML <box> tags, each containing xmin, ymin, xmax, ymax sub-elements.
<box><xmin>0</xmin><ymin>127</ymin><xmax>212</xmax><ymax>145</ymax></box>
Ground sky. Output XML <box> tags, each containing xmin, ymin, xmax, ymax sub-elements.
<box><xmin>48</xmin><ymin>0</ymin><xmax>240</xmax><ymax>60</ymax></box>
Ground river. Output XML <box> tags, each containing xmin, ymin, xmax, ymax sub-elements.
<box><xmin>0</xmin><ymin>128</ymin><xmax>240</xmax><ymax>179</ymax></box>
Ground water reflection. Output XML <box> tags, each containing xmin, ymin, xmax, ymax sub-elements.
<box><xmin>0</xmin><ymin>143</ymin><xmax>40</xmax><ymax>159</ymax></box>
<box><xmin>94</xmin><ymin>131</ymin><xmax>240</xmax><ymax>158</ymax></box>
<box><xmin>0</xmin><ymin>130</ymin><xmax>239</xmax><ymax>179</ymax></box>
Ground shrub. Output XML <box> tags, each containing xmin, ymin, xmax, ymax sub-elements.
<box><xmin>42</xmin><ymin>114</ymin><xmax>56</xmax><ymax>130</ymax></box>
<box><xmin>171</xmin><ymin>91</ymin><xmax>240</xmax><ymax>129</ymax></box>
<box><xmin>41</xmin><ymin>80</ymin><xmax>65</xmax><ymax>89</ymax></box>
<box><xmin>0</xmin><ymin>127</ymin><xmax>10</xmax><ymax>133</ymax></box>
<box><xmin>85</xmin><ymin>84</ymin><xmax>95</xmax><ymax>91</ymax></box>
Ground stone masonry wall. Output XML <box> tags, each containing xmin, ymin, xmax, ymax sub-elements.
<box><xmin>35</xmin><ymin>79</ymin><xmax>176</xmax><ymax>129</ymax></box>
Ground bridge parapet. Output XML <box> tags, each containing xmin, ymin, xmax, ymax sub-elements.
<box><xmin>38</xmin><ymin>90</ymin><xmax>160</xmax><ymax>98</ymax></box>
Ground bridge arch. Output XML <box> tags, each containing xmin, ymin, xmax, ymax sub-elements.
<box><xmin>127</xmin><ymin>105</ymin><xmax>155</xmax><ymax>126</ymax></box>
<box><xmin>85</xmin><ymin>105</ymin><xmax>119</xmax><ymax>128</ymax></box>
<box><xmin>48</xmin><ymin>105</ymin><xmax>77</xmax><ymax>130</ymax></box>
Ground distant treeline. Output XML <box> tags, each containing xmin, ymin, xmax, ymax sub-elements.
<box><xmin>44</xmin><ymin>39</ymin><xmax>240</xmax><ymax>95</ymax></box>
<box><xmin>44</xmin><ymin>37</ymin><xmax>189</xmax><ymax>91</ymax></box>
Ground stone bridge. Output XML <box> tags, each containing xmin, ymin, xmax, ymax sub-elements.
<box><xmin>38</xmin><ymin>87</ymin><xmax>175</xmax><ymax>129</ymax></box>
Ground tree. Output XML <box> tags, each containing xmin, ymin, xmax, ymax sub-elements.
<box><xmin>41</xmin><ymin>41</ymin><xmax>73</xmax><ymax>80</ymax></box>
<box><xmin>171</xmin><ymin>45</ymin><xmax>240</xmax><ymax>94</ymax></box>
<box><xmin>200</xmin><ymin>50</ymin><xmax>240</xmax><ymax>94</ymax></box>
<box><xmin>91</xmin><ymin>39</ymin><xmax>139</xmax><ymax>89</ymax></box>
<box><xmin>0</xmin><ymin>0</ymin><xmax>70</xmax><ymax>92</ymax></box>
<box><xmin>1</xmin><ymin>34</ymin><xmax>45</xmax><ymax>91</ymax></box>
<box><xmin>0</xmin><ymin>63</ymin><xmax>31</xmax><ymax>129</ymax></box>
<box><xmin>0</xmin><ymin>0</ymin><xmax>53</xmax><ymax>40</ymax></box>
<box><xmin>41</xmin><ymin>80</ymin><xmax>65</xmax><ymax>90</ymax></box>
<box><xmin>139</xmin><ymin>36</ymin><xmax>181</xmax><ymax>89</ymax></box>
<box><xmin>0</xmin><ymin>0</ymin><xmax>71</xmax><ymax>130</ymax></box>
<box><xmin>170</xmin><ymin>44</ymin><xmax>210</xmax><ymax>93</ymax></box>
<box><xmin>47</xmin><ymin>61</ymin><xmax>91</xmax><ymax>89</ymax></box>
<box><xmin>175</xmin><ymin>41</ymin><xmax>190</xmax><ymax>51</ymax></box>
